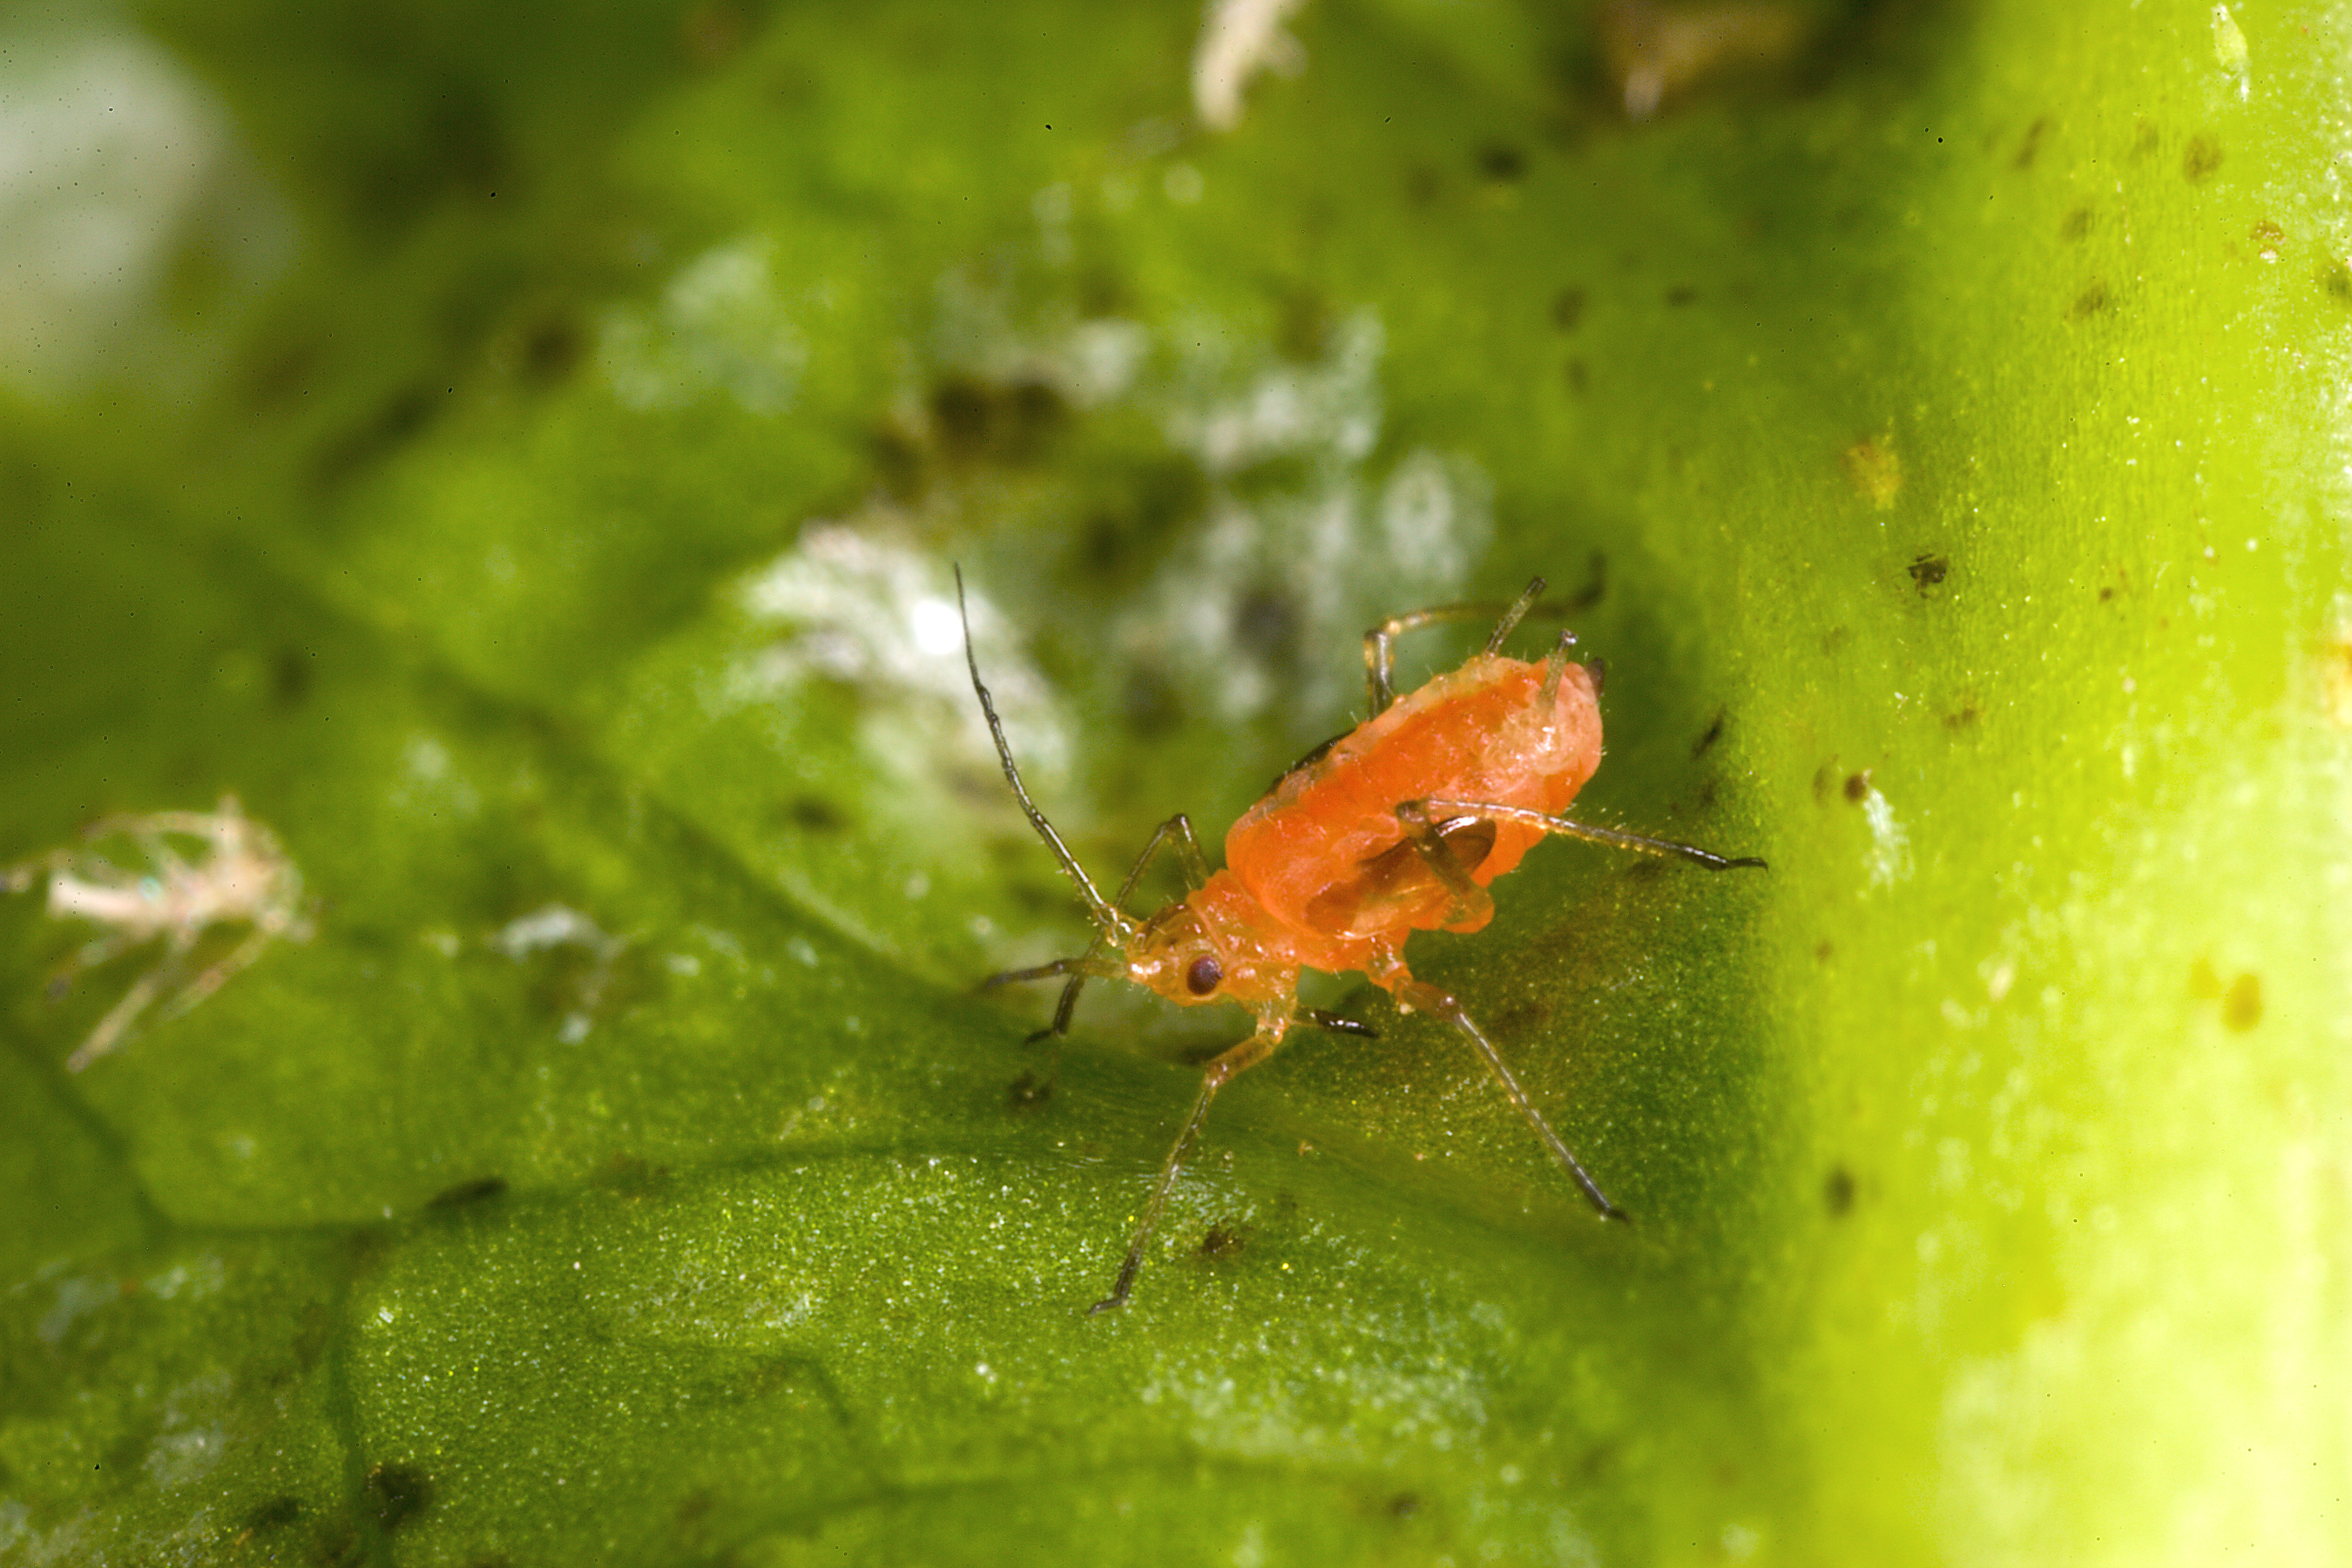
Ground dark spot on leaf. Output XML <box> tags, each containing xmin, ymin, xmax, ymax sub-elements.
<box><xmin>1811</xmin><ymin>763</ymin><xmax>1837</xmax><ymax>802</ymax></box>
<box><xmin>238</xmin><ymin>1495</ymin><xmax>304</xmax><ymax>1535</ymax></box>
<box><xmin>426</xmin><ymin>1175</ymin><xmax>508</xmax><ymax>1209</ymax></box>
<box><xmin>1821</xmin><ymin>625</ymin><xmax>1853</xmax><ymax>654</ymax></box>
<box><xmin>1908</xmin><ymin>553</ymin><xmax>1949</xmax><ymax>591</ymax></box>
<box><xmin>1815</xmin><ymin>940</ymin><xmax>1834</xmax><ymax>963</ymax></box>
<box><xmin>517</xmin><ymin>317</ymin><xmax>583</xmax><ymax>384</ymax></box>
<box><xmin>2223</xmin><ymin>972</ymin><xmax>2262</xmax><ymax>1031</ymax></box>
<box><xmin>1692</xmin><ymin>709</ymin><xmax>1725</xmax><ymax>757</ymax></box>
<box><xmin>779</xmin><ymin>795</ymin><xmax>847</xmax><ymax>834</ymax></box>
<box><xmin>365</xmin><ymin>1463</ymin><xmax>433</xmax><ymax>1531</ymax></box>
<box><xmin>2011</xmin><ymin>116</ymin><xmax>2051</xmax><ymax>169</ymax></box>
<box><xmin>594</xmin><ymin>1152</ymin><xmax>671</xmax><ymax>1197</ymax></box>
<box><xmin>2322</xmin><ymin>260</ymin><xmax>2352</xmax><ymax>302</ymax></box>
<box><xmin>311</xmin><ymin>1517</ymin><xmax>364</xmax><ymax>1566</ymax></box>
<box><xmin>1233</xmin><ymin>586</ymin><xmax>1300</xmax><ymax>665</ymax></box>
<box><xmin>1664</xmin><ymin>284</ymin><xmax>1697</xmax><ymax>306</ymax></box>
<box><xmin>1551</xmin><ymin>287</ymin><xmax>1586</xmax><ymax>330</ymax></box>
<box><xmin>1006</xmin><ymin>1071</ymin><xmax>1053</xmax><ymax>1110</ymax></box>
<box><xmin>1943</xmin><ymin>697</ymin><xmax>1981</xmax><ymax>729</ymax></box>
<box><xmin>1388</xmin><ymin>1493</ymin><xmax>1422</xmax><ymax>1518</ymax></box>
<box><xmin>1565</xmin><ymin>357</ymin><xmax>1588</xmax><ymax>393</ymax></box>
<box><xmin>272</xmin><ymin>648</ymin><xmax>314</xmax><ymax>708</ymax></box>
<box><xmin>1824</xmin><ymin>1165</ymin><xmax>1855</xmax><ymax>1216</ymax></box>
<box><xmin>2130</xmin><ymin>118</ymin><xmax>2160</xmax><ymax>159</ymax></box>
<box><xmin>1275</xmin><ymin>289</ymin><xmax>1332</xmax><ymax>362</ymax></box>
<box><xmin>680</xmin><ymin>1</ymin><xmax>754</xmax><ymax>66</ymax></box>
<box><xmin>2070</xmin><ymin>280</ymin><xmax>2109</xmax><ymax>319</ymax></box>
<box><xmin>311</xmin><ymin>387</ymin><xmax>437</xmax><ymax>489</ymax></box>
<box><xmin>2099</xmin><ymin>585</ymin><xmax>2115</xmax><ymax>601</ymax></box>
<box><xmin>1476</xmin><ymin>142</ymin><xmax>1525</xmax><ymax>181</ymax></box>
<box><xmin>929</xmin><ymin>375</ymin><xmax>1066</xmax><ymax>464</ymax></box>
<box><xmin>1843</xmin><ymin>770</ymin><xmax>1871</xmax><ymax>803</ymax></box>
<box><xmin>240</xmin><ymin>340</ymin><xmax>320</xmax><ymax>410</ymax></box>
<box><xmin>2183</xmin><ymin>134</ymin><xmax>2223</xmax><ymax>182</ymax></box>
<box><xmin>1122</xmin><ymin>664</ymin><xmax>1182</xmax><ymax>737</ymax></box>
<box><xmin>2059</xmin><ymin>206</ymin><xmax>2092</xmax><ymax>241</ymax></box>
<box><xmin>868</xmin><ymin>422</ymin><xmax>924</xmax><ymax>496</ymax></box>
<box><xmin>1565</xmin><ymin>550</ymin><xmax>1607</xmax><ymax>611</ymax></box>
<box><xmin>1200</xmin><ymin>1223</ymin><xmax>1248</xmax><ymax>1258</ymax></box>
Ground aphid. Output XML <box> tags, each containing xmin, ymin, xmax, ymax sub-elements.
<box><xmin>3</xmin><ymin>795</ymin><xmax>312</xmax><ymax>1071</ymax></box>
<box><xmin>959</xmin><ymin>571</ymin><xmax>1764</xmax><ymax>1312</ymax></box>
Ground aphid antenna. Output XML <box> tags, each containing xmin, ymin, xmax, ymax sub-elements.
<box><xmin>954</xmin><ymin>567</ymin><xmax>1137</xmax><ymax>946</ymax></box>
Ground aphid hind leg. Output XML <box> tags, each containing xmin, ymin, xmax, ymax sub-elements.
<box><xmin>1092</xmin><ymin>1024</ymin><xmax>1283</xmax><ymax>1314</ymax></box>
<box><xmin>1393</xmin><ymin>801</ymin><xmax>1497</xmax><ymax>928</ymax></box>
<box><xmin>1418</xmin><ymin>801</ymin><xmax>1767</xmax><ymax>872</ymax></box>
<box><xmin>1364</xmin><ymin>576</ymin><xmax>1560</xmax><ymax>716</ymax></box>
<box><xmin>1387</xmin><ymin>975</ymin><xmax>1626</xmax><ymax>1222</ymax></box>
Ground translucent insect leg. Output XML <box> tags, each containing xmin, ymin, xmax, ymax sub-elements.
<box><xmin>1092</xmin><ymin>1024</ymin><xmax>1283</xmax><ymax>1314</ymax></box>
<box><xmin>1039</xmin><ymin>814</ymin><xmax>1210</xmax><ymax>1041</ymax></box>
<box><xmin>1393</xmin><ymin>801</ymin><xmax>1497</xmax><ymax>928</ymax></box>
<box><xmin>979</xmin><ymin>813</ymin><xmax>1209</xmax><ymax>1045</ymax></box>
<box><xmin>1387</xmin><ymin>975</ymin><xmax>1625</xmax><ymax>1222</ymax></box>
<box><xmin>46</xmin><ymin>930</ymin><xmax>135</xmax><ymax>1000</ymax></box>
<box><xmin>1417</xmin><ymin>800</ymin><xmax>1767</xmax><ymax>872</ymax></box>
<box><xmin>1364</xmin><ymin>576</ymin><xmax>1569</xmax><ymax>715</ymax></box>
<box><xmin>66</xmin><ymin>948</ymin><xmax>190</xmax><ymax>1072</ymax></box>
<box><xmin>955</xmin><ymin>569</ymin><xmax>1133</xmax><ymax>943</ymax></box>
<box><xmin>157</xmin><ymin>924</ymin><xmax>283</xmax><ymax>1024</ymax></box>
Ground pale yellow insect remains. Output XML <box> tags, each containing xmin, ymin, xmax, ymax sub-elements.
<box><xmin>4</xmin><ymin>795</ymin><xmax>312</xmax><ymax>1070</ymax></box>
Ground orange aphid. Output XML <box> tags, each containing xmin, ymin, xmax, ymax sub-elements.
<box><xmin>960</xmin><ymin>571</ymin><xmax>1762</xmax><ymax>1312</ymax></box>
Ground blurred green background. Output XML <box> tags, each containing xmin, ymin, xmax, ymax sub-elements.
<box><xmin>1</xmin><ymin>0</ymin><xmax>2344</xmax><ymax>1563</ymax></box>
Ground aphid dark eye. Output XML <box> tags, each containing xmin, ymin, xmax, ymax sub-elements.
<box><xmin>1185</xmin><ymin>956</ymin><xmax>1223</xmax><ymax>996</ymax></box>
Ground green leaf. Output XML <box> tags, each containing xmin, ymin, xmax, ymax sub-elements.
<box><xmin>3</xmin><ymin>1</ymin><xmax>2344</xmax><ymax>1563</ymax></box>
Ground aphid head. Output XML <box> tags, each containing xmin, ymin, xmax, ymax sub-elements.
<box><xmin>1121</xmin><ymin>884</ymin><xmax>1292</xmax><ymax>1011</ymax></box>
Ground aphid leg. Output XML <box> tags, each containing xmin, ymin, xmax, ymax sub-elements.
<box><xmin>1393</xmin><ymin>801</ymin><xmax>1497</xmax><ymax>928</ymax></box>
<box><xmin>1386</xmin><ymin>974</ymin><xmax>1626</xmax><ymax>1222</ymax></box>
<box><xmin>1363</xmin><ymin>576</ymin><xmax>1572</xmax><ymax>715</ymax></box>
<box><xmin>157</xmin><ymin>924</ymin><xmax>282</xmax><ymax>1023</ymax></box>
<box><xmin>1037</xmin><ymin>814</ymin><xmax>1210</xmax><ymax>1040</ymax></box>
<box><xmin>981</xmin><ymin>813</ymin><xmax>1208</xmax><ymax>1048</ymax></box>
<box><xmin>47</xmin><ymin>930</ymin><xmax>135</xmax><ymax>1000</ymax></box>
<box><xmin>65</xmin><ymin>947</ymin><xmax>191</xmax><ymax>1072</ymax></box>
<box><xmin>1092</xmin><ymin>1024</ymin><xmax>1284</xmax><ymax>1314</ymax></box>
<box><xmin>1419</xmin><ymin>800</ymin><xmax>1767</xmax><ymax>872</ymax></box>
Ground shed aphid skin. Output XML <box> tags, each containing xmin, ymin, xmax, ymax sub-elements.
<box><xmin>958</xmin><ymin>570</ymin><xmax>1764</xmax><ymax>1314</ymax></box>
<box><xmin>3</xmin><ymin>795</ymin><xmax>312</xmax><ymax>1071</ymax></box>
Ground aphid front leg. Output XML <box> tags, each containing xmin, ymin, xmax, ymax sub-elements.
<box><xmin>1011</xmin><ymin>814</ymin><xmax>1212</xmax><ymax>1046</ymax></box>
<box><xmin>1384</xmin><ymin>974</ymin><xmax>1626</xmax><ymax>1222</ymax></box>
<box><xmin>1092</xmin><ymin>1020</ymin><xmax>1285</xmax><ymax>1315</ymax></box>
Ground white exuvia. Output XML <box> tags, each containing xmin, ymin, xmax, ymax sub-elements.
<box><xmin>5</xmin><ymin>796</ymin><xmax>312</xmax><ymax>1070</ymax></box>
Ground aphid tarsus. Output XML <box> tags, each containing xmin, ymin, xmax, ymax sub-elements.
<box><xmin>4</xmin><ymin>795</ymin><xmax>311</xmax><ymax>1071</ymax></box>
<box><xmin>961</xmin><ymin>571</ymin><xmax>1762</xmax><ymax>1313</ymax></box>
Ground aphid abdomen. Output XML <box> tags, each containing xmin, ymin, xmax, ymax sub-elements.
<box><xmin>1227</xmin><ymin>657</ymin><xmax>1602</xmax><ymax>943</ymax></box>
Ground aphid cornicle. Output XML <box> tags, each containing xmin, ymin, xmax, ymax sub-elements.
<box><xmin>959</xmin><ymin>571</ymin><xmax>1764</xmax><ymax>1313</ymax></box>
